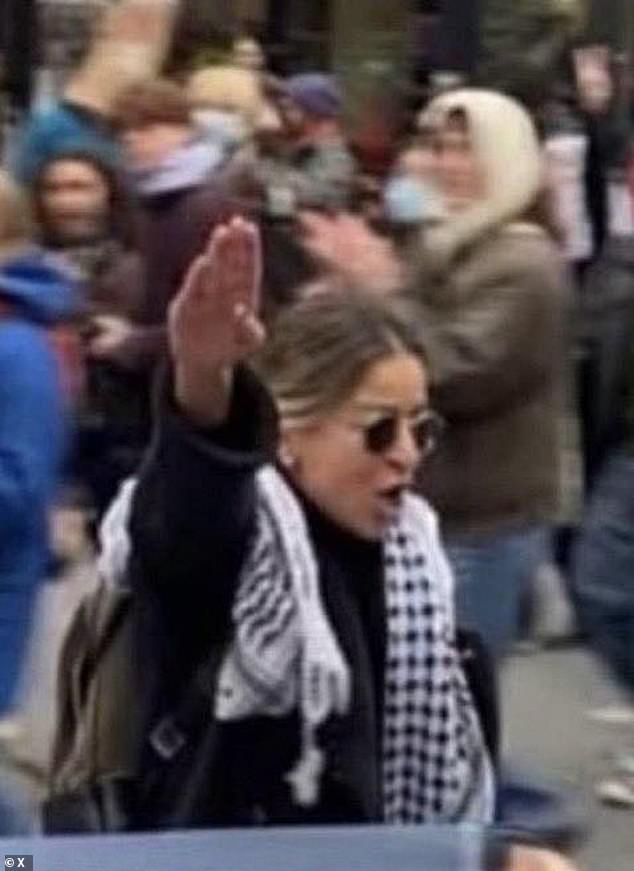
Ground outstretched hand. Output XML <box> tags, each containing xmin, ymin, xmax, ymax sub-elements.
<box><xmin>299</xmin><ymin>211</ymin><xmax>404</xmax><ymax>296</ymax></box>
<box><xmin>170</xmin><ymin>217</ymin><xmax>265</xmax><ymax>426</ymax></box>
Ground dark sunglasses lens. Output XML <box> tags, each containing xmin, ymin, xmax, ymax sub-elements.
<box><xmin>365</xmin><ymin>416</ymin><xmax>397</xmax><ymax>454</ymax></box>
<box><xmin>414</xmin><ymin>415</ymin><xmax>443</xmax><ymax>454</ymax></box>
<box><xmin>364</xmin><ymin>413</ymin><xmax>444</xmax><ymax>455</ymax></box>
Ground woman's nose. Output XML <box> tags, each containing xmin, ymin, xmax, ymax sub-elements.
<box><xmin>387</xmin><ymin>419</ymin><xmax>420</xmax><ymax>471</ymax></box>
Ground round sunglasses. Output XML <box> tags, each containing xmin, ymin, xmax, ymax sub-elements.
<box><xmin>359</xmin><ymin>409</ymin><xmax>445</xmax><ymax>457</ymax></box>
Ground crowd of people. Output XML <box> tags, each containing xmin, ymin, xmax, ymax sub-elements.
<box><xmin>0</xmin><ymin>2</ymin><xmax>633</xmax><ymax>869</ymax></box>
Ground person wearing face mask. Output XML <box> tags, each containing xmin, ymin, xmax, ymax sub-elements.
<box><xmin>384</xmin><ymin>132</ymin><xmax>445</xmax><ymax>246</ymax></box>
<box><xmin>384</xmin><ymin>169</ymin><xmax>429</xmax><ymax>229</ymax></box>
<box><xmin>279</xmin><ymin>93</ymin><xmax>568</xmax><ymax>578</ymax></box>
<box><xmin>408</xmin><ymin>89</ymin><xmax>582</xmax><ymax>847</ymax></box>
<box><xmin>110</xmin><ymin>78</ymin><xmax>234</xmax><ymax>370</ymax></box>
<box><xmin>186</xmin><ymin>66</ymin><xmax>266</xmax><ymax>159</ymax></box>
<box><xmin>410</xmin><ymin>90</ymin><xmax>569</xmax><ymax>665</ymax></box>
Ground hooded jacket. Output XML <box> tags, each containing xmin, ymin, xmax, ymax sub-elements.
<box><xmin>412</xmin><ymin>90</ymin><xmax>569</xmax><ymax>538</ymax></box>
<box><xmin>0</xmin><ymin>248</ymin><xmax>76</xmax><ymax>709</ymax></box>
<box><xmin>32</xmin><ymin>146</ymin><xmax>148</xmax><ymax>433</ymax></box>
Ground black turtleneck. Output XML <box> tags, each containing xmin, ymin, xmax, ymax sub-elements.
<box><xmin>296</xmin><ymin>488</ymin><xmax>387</xmax><ymax>737</ymax></box>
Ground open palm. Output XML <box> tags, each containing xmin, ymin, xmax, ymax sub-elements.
<box><xmin>299</xmin><ymin>211</ymin><xmax>404</xmax><ymax>295</ymax></box>
<box><xmin>169</xmin><ymin>217</ymin><xmax>264</xmax><ymax>378</ymax></box>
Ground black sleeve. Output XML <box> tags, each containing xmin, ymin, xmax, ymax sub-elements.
<box><xmin>129</xmin><ymin>365</ymin><xmax>278</xmax><ymax>645</ymax></box>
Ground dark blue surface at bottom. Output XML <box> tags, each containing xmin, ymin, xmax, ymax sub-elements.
<box><xmin>0</xmin><ymin>825</ymin><xmax>492</xmax><ymax>871</ymax></box>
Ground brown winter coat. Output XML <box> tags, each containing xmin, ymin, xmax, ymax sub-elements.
<box><xmin>413</xmin><ymin>226</ymin><xmax>568</xmax><ymax>538</ymax></box>
<box><xmin>411</xmin><ymin>89</ymin><xmax>569</xmax><ymax>539</ymax></box>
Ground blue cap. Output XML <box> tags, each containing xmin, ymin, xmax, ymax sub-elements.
<box><xmin>287</xmin><ymin>74</ymin><xmax>343</xmax><ymax>118</ymax></box>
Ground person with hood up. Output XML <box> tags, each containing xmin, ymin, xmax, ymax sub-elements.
<box><xmin>407</xmin><ymin>93</ymin><xmax>584</xmax><ymax>847</ymax></box>
<box><xmin>186</xmin><ymin>65</ymin><xmax>271</xmax><ymax>162</ymax></box>
<box><xmin>31</xmin><ymin>147</ymin><xmax>148</xmax><ymax>523</ymax></box>
<box><xmin>411</xmin><ymin>89</ymin><xmax>568</xmax><ymax>664</ymax></box>
<box><xmin>383</xmin><ymin>127</ymin><xmax>444</xmax><ymax>247</ymax></box>
<box><xmin>0</xmin><ymin>171</ymin><xmax>76</xmax><ymax>716</ymax></box>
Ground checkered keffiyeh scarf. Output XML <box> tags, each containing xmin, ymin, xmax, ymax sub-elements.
<box><xmin>99</xmin><ymin>469</ymin><xmax>494</xmax><ymax>823</ymax></box>
<box><xmin>381</xmin><ymin>502</ymin><xmax>494</xmax><ymax>824</ymax></box>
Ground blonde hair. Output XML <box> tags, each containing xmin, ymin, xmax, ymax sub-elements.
<box><xmin>256</xmin><ymin>292</ymin><xmax>428</xmax><ymax>424</ymax></box>
<box><xmin>0</xmin><ymin>172</ymin><xmax>33</xmax><ymax>264</ymax></box>
<box><xmin>186</xmin><ymin>66</ymin><xmax>263</xmax><ymax>126</ymax></box>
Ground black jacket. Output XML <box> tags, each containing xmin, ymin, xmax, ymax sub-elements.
<box><xmin>44</xmin><ymin>369</ymin><xmax>497</xmax><ymax>834</ymax></box>
<box><xmin>128</xmin><ymin>370</ymin><xmax>389</xmax><ymax>828</ymax></box>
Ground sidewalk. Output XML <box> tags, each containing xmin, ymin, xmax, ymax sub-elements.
<box><xmin>504</xmin><ymin>647</ymin><xmax>634</xmax><ymax>871</ymax></box>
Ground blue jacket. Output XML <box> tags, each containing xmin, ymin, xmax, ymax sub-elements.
<box><xmin>0</xmin><ymin>249</ymin><xmax>76</xmax><ymax>593</ymax></box>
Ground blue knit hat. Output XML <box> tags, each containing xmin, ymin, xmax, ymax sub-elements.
<box><xmin>13</xmin><ymin>103</ymin><xmax>120</xmax><ymax>186</ymax></box>
<box><xmin>287</xmin><ymin>74</ymin><xmax>343</xmax><ymax>118</ymax></box>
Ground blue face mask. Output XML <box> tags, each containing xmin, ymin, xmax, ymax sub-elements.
<box><xmin>193</xmin><ymin>109</ymin><xmax>250</xmax><ymax>150</ymax></box>
<box><xmin>384</xmin><ymin>175</ymin><xmax>429</xmax><ymax>225</ymax></box>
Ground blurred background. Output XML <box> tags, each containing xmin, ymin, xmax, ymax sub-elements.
<box><xmin>2</xmin><ymin>2</ymin><xmax>632</xmax><ymax>140</ymax></box>
<box><xmin>0</xmin><ymin>4</ymin><xmax>634</xmax><ymax>869</ymax></box>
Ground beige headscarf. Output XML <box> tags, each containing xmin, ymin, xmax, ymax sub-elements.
<box><xmin>419</xmin><ymin>89</ymin><xmax>545</xmax><ymax>269</ymax></box>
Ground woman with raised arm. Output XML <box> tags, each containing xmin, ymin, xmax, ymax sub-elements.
<box><xmin>88</xmin><ymin>216</ymin><xmax>492</xmax><ymax>831</ymax></box>
<box><xmin>46</xmin><ymin>217</ymin><xmax>585</xmax><ymax>870</ymax></box>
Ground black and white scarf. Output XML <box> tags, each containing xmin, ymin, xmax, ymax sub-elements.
<box><xmin>99</xmin><ymin>470</ymin><xmax>494</xmax><ymax>824</ymax></box>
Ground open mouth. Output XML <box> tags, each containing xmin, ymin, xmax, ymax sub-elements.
<box><xmin>377</xmin><ymin>484</ymin><xmax>407</xmax><ymax>514</ymax></box>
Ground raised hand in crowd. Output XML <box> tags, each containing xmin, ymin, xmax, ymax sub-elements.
<box><xmin>299</xmin><ymin>211</ymin><xmax>404</xmax><ymax>296</ymax></box>
<box><xmin>169</xmin><ymin>217</ymin><xmax>264</xmax><ymax>427</ymax></box>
